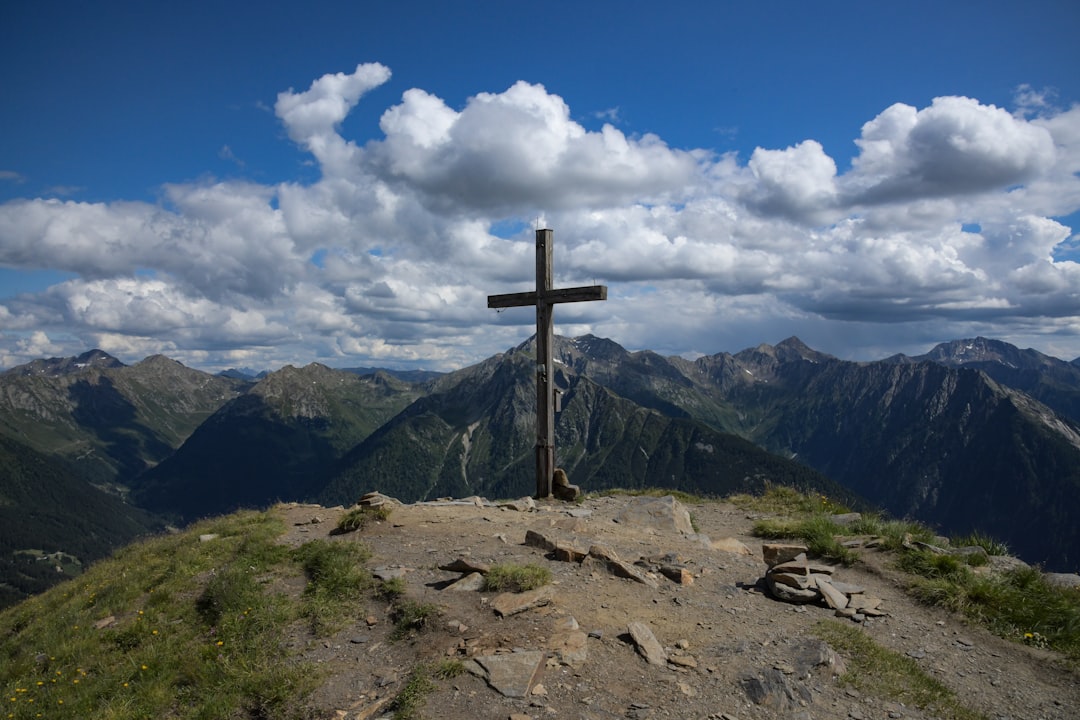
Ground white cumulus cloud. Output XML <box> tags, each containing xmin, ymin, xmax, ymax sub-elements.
<box><xmin>1</xmin><ymin>66</ymin><xmax>1079</xmax><ymax>371</ymax></box>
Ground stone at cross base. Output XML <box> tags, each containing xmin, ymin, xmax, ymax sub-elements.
<box><xmin>552</xmin><ymin>468</ymin><xmax>580</xmax><ymax>502</ymax></box>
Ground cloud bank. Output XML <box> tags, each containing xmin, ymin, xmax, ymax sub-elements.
<box><xmin>2</xmin><ymin>63</ymin><xmax>1079</xmax><ymax>370</ymax></box>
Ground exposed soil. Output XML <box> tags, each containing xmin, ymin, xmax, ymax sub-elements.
<box><xmin>274</xmin><ymin>495</ymin><xmax>1079</xmax><ymax>720</ymax></box>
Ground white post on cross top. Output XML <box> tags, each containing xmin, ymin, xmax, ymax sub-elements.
<box><xmin>487</xmin><ymin>228</ymin><xmax>607</xmax><ymax>498</ymax></box>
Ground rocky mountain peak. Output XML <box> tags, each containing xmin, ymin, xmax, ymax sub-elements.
<box><xmin>3</xmin><ymin>348</ymin><xmax>125</xmax><ymax>376</ymax></box>
<box><xmin>250</xmin><ymin>363</ymin><xmax>351</xmax><ymax>417</ymax></box>
<box><xmin>773</xmin><ymin>336</ymin><xmax>835</xmax><ymax>363</ymax></box>
<box><xmin>921</xmin><ymin>337</ymin><xmax>1053</xmax><ymax>370</ymax></box>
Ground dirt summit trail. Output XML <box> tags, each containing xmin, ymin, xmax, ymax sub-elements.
<box><xmin>274</xmin><ymin>493</ymin><xmax>1079</xmax><ymax>720</ymax></box>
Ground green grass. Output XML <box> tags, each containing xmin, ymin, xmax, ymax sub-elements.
<box><xmin>390</xmin><ymin>664</ymin><xmax>436</xmax><ymax>720</ymax></box>
<box><xmin>951</xmin><ymin>530</ymin><xmax>1010</xmax><ymax>557</ymax></box>
<box><xmin>386</xmin><ymin>660</ymin><xmax>466</xmax><ymax>719</ymax></box>
<box><xmin>432</xmin><ymin>658</ymin><xmax>466</xmax><ymax>679</ymax></box>
<box><xmin>752</xmin><ymin>514</ymin><xmax>859</xmax><ymax>565</ymax></box>
<box><xmin>812</xmin><ymin>619</ymin><xmax>985</xmax><ymax>720</ymax></box>
<box><xmin>900</xmin><ymin>554</ymin><xmax>1080</xmax><ymax>660</ymax></box>
<box><xmin>730</xmin><ymin>485</ymin><xmax>851</xmax><ymax>515</ymax></box>
<box><xmin>389</xmin><ymin>600</ymin><xmax>440</xmax><ymax>642</ymax></box>
<box><xmin>0</xmin><ymin>509</ymin><xmax>379</xmax><ymax>720</ymax></box>
<box><xmin>292</xmin><ymin>539</ymin><xmax>373</xmax><ymax>636</ymax></box>
<box><xmin>846</xmin><ymin>513</ymin><xmax>938</xmax><ymax>551</ymax></box>
<box><xmin>332</xmin><ymin>505</ymin><xmax>392</xmax><ymax>535</ymax></box>
<box><xmin>481</xmin><ymin>563</ymin><xmax>552</xmax><ymax>593</ymax></box>
<box><xmin>378</xmin><ymin>576</ymin><xmax>407</xmax><ymax>600</ymax></box>
<box><xmin>736</xmin><ymin>487</ymin><xmax>1080</xmax><ymax>662</ymax></box>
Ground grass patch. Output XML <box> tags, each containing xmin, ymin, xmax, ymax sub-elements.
<box><xmin>481</xmin><ymin>563</ymin><xmax>552</xmax><ymax>593</ymax></box>
<box><xmin>386</xmin><ymin>660</ymin><xmax>468</xmax><ymax>719</ymax></box>
<box><xmin>292</xmin><ymin>539</ymin><xmax>373</xmax><ymax>636</ymax></box>
<box><xmin>952</xmin><ymin>530</ymin><xmax>1010</xmax><ymax>557</ymax></box>
<box><xmin>378</xmin><ymin>576</ymin><xmax>407</xmax><ymax>600</ymax></box>
<box><xmin>0</xmin><ymin>509</ymin><xmax>388</xmax><ymax>719</ymax></box>
<box><xmin>752</xmin><ymin>515</ymin><xmax>859</xmax><ymax>565</ymax></box>
<box><xmin>332</xmin><ymin>505</ymin><xmax>392</xmax><ymax>535</ymax></box>
<box><xmin>388</xmin><ymin>660</ymin><xmax>467</xmax><ymax>719</ymax></box>
<box><xmin>847</xmin><ymin>514</ymin><xmax>937</xmax><ymax>551</ymax></box>
<box><xmin>900</xmin><ymin>554</ymin><xmax>1080</xmax><ymax>660</ymax></box>
<box><xmin>730</xmin><ymin>485</ymin><xmax>850</xmax><ymax>515</ymax></box>
<box><xmin>433</xmin><ymin>658</ymin><xmax>466</xmax><ymax>679</ymax></box>
<box><xmin>389</xmin><ymin>600</ymin><xmax>440</xmax><ymax>642</ymax></box>
<box><xmin>390</xmin><ymin>664</ymin><xmax>436</xmax><ymax>720</ymax></box>
<box><xmin>0</xmin><ymin>510</ymin><xmax>328</xmax><ymax>720</ymax></box>
<box><xmin>737</xmin><ymin>487</ymin><xmax>1080</xmax><ymax>662</ymax></box>
<box><xmin>812</xmin><ymin>619</ymin><xmax>985</xmax><ymax>719</ymax></box>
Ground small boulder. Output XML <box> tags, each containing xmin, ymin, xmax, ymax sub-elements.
<box><xmin>491</xmin><ymin>585</ymin><xmax>556</xmax><ymax>617</ymax></box>
<box><xmin>446</xmin><ymin>572</ymin><xmax>486</xmax><ymax>592</ymax></box>
<box><xmin>439</xmin><ymin>557</ymin><xmax>491</xmax><ymax>575</ymax></box>
<box><xmin>762</xmin><ymin>543</ymin><xmax>809</xmax><ymax>567</ymax></box>
<box><xmin>473</xmin><ymin>650</ymin><xmax>545</xmax><ymax>698</ymax></box>
<box><xmin>615</xmin><ymin>495</ymin><xmax>694</xmax><ymax>535</ymax></box>
<box><xmin>712</xmin><ymin>537</ymin><xmax>754</xmax><ymax>556</ymax></box>
<box><xmin>552</xmin><ymin>468</ymin><xmax>581</xmax><ymax>501</ymax></box>
<box><xmin>627</xmin><ymin>621</ymin><xmax>667</xmax><ymax>666</ymax></box>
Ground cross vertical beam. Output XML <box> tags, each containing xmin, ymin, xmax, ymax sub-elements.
<box><xmin>487</xmin><ymin>228</ymin><xmax>607</xmax><ymax>498</ymax></box>
<box><xmin>535</xmin><ymin>229</ymin><xmax>555</xmax><ymax>501</ymax></box>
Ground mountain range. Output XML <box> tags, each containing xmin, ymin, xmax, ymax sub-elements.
<box><xmin>2</xmin><ymin>335</ymin><xmax>1079</xmax><ymax>606</ymax></box>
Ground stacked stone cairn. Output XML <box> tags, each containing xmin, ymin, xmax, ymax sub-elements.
<box><xmin>762</xmin><ymin>543</ymin><xmax>886</xmax><ymax>621</ymax></box>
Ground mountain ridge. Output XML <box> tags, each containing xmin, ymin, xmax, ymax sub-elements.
<box><xmin>3</xmin><ymin>333</ymin><xmax>1080</xmax><ymax>612</ymax></box>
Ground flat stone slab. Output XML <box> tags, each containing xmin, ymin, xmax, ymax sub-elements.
<box><xmin>372</xmin><ymin>566</ymin><xmax>408</xmax><ymax>580</ymax></box>
<box><xmin>474</xmin><ymin>650</ymin><xmax>545</xmax><ymax>697</ymax></box>
<box><xmin>628</xmin><ymin>621</ymin><xmax>667</xmax><ymax>666</ymax></box>
<box><xmin>524</xmin><ymin>528</ymin><xmax>557</xmax><ymax>551</ymax></box>
<box><xmin>848</xmin><ymin>594</ymin><xmax>883</xmax><ymax>611</ymax></box>
<box><xmin>549</xmin><ymin>616</ymin><xmax>588</xmax><ymax>668</ymax></box>
<box><xmin>712</xmin><ymin>537</ymin><xmax>753</xmax><ymax>556</ymax></box>
<box><xmin>660</xmin><ymin>565</ymin><xmax>694</xmax><ymax>585</ymax></box>
<box><xmin>1044</xmin><ymin>572</ymin><xmax>1080</xmax><ymax>589</ymax></box>
<box><xmin>554</xmin><ymin>541</ymin><xmax>588</xmax><ymax>562</ymax></box>
<box><xmin>668</xmin><ymin>653</ymin><xmax>698</xmax><ymax>668</ymax></box>
<box><xmin>491</xmin><ymin>585</ymin><xmax>556</xmax><ymax>617</ymax></box>
<box><xmin>446</xmin><ymin>572</ymin><xmax>486</xmax><ymax>592</ymax></box>
<box><xmin>769</xmin><ymin>572</ymin><xmax>812</xmax><ymax>590</ymax></box>
<box><xmin>439</xmin><ymin>557</ymin><xmax>491</xmax><ymax>574</ymax></box>
<box><xmin>817</xmin><ymin>578</ymin><xmax>849</xmax><ymax>610</ymax></box>
<box><xmin>615</xmin><ymin>495</ymin><xmax>694</xmax><ymax>535</ymax></box>
<box><xmin>765</xmin><ymin>574</ymin><xmax>819</xmax><ymax>603</ymax></box>
<box><xmin>526</xmin><ymin>528</ymin><xmax>589</xmax><ymax>562</ymax></box>
<box><xmin>586</xmin><ymin>544</ymin><xmax>659</xmax><ymax>587</ymax></box>
<box><xmin>771</xmin><ymin>558</ymin><xmax>837</xmax><ymax>576</ymax></box>
<box><xmin>828</xmin><ymin>580</ymin><xmax>865</xmax><ymax>595</ymax></box>
<box><xmin>762</xmin><ymin>543</ymin><xmax>809</xmax><ymax>567</ymax></box>
<box><xmin>497</xmin><ymin>497</ymin><xmax>536</xmax><ymax>512</ymax></box>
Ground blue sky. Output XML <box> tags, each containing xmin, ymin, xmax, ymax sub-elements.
<box><xmin>2</xmin><ymin>0</ymin><xmax>1079</xmax><ymax>371</ymax></box>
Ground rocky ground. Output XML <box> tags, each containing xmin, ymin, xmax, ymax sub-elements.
<box><xmin>273</xmin><ymin>494</ymin><xmax>1079</xmax><ymax>720</ymax></box>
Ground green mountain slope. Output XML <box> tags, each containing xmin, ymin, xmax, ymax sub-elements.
<box><xmin>0</xmin><ymin>352</ymin><xmax>247</xmax><ymax>488</ymax></box>
<box><xmin>688</xmin><ymin>340</ymin><xmax>1080</xmax><ymax>570</ymax></box>
<box><xmin>0</xmin><ymin>434</ymin><xmax>160</xmax><ymax>608</ymax></box>
<box><xmin>133</xmin><ymin>365</ymin><xmax>424</xmax><ymax>520</ymax></box>
<box><xmin>318</xmin><ymin>342</ymin><xmax>857</xmax><ymax>507</ymax></box>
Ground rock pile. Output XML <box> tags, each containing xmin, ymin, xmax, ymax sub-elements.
<box><xmin>762</xmin><ymin>543</ymin><xmax>887</xmax><ymax>621</ymax></box>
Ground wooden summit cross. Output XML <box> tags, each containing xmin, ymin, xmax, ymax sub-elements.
<box><xmin>488</xmin><ymin>228</ymin><xmax>607</xmax><ymax>498</ymax></box>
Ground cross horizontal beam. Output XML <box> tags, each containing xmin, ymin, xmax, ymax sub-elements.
<box><xmin>487</xmin><ymin>285</ymin><xmax>607</xmax><ymax>309</ymax></box>
<box><xmin>486</xmin><ymin>228</ymin><xmax>608</xmax><ymax>499</ymax></box>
